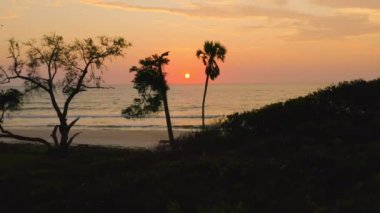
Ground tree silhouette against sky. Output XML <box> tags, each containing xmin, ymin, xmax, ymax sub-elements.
<box><xmin>196</xmin><ymin>41</ymin><xmax>227</xmax><ymax>129</ymax></box>
<box><xmin>0</xmin><ymin>34</ymin><xmax>130</xmax><ymax>154</ymax></box>
<box><xmin>122</xmin><ymin>52</ymin><xmax>174</xmax><ymax>144</ymax></box>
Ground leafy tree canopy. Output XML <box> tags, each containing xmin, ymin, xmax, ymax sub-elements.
<box><xmin>122</xmin><ymin>52</ymin><xmax>170</xmax><ymax>118</ymax></box>
<box><xmin>0</xmin><ymin>89</ymin><xmax>23</xmax><ymax>123</ymax></box>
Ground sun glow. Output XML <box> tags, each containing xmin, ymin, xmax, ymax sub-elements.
<box><xmin>184</xmin><ymin>73</ymin><xmax>191</xmax><ymax>79</ymax></box>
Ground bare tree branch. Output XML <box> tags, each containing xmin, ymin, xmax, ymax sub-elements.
<box><xmin>51</xmin><ymin>125</ymin><xmax>59</xmax><ymax>148</ymax></box>
<box><xmin>0</xmin><ymin>109</ymin><xmax>5</xmax><ymax>123</ymax></box>
<box><xmin>0</xmin><ymin>125</ymin><xmax>52</xmax><ymax>148</ymax></box>
<box><xmin>63</xmin><ymin>64</ymin><xmax>91</xmax><ymax>117</ymax></box>
<box><xmin>68</xmin><ymin>116</ymin><xmax>80</xmax><ymax>132</ymax></box>
<box><xmin>9</xmin><ymin>74</ymin><xmax>49</xmax><ymax>92</ymax></box>
<box><xmin>0</xmin><ymin>66</ymin><xmax>10</xmax><ymax>84</ymax></box>
<box><xmin>67</xmin><ymin>132</ymin><xmax>81</xmax><ymax>146</ymax></box>
<box><xmin>0</xmin><ymin>34</ymin><xmax>130</xmax><ymax>152</ymax></box>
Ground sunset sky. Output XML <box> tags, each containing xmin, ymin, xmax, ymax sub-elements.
<box><xmin>0</xmin><ymin>0</ymin><xmax>379</xmax><ymax>84</ymax></box>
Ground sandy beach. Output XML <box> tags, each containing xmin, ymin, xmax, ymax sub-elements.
<box><xmin>1</xmin><ymin>128</ymin><xmax>188</xmax><ymax>148</ymax></box>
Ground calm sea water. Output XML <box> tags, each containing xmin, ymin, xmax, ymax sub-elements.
<box><xmin>2</xmin><ymin>84</ymin><xmax>326</xmax><ymax>130</ymax></box>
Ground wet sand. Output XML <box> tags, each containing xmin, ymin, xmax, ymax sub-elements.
<box><xmin>1</xmin><ymin>128</ymin><xmax>188</xmax><ymax>148</ymax></box>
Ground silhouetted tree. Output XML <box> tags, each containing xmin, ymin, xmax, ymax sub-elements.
<box><xmin>122</xmin><ymin>52</ymin><xmax>174</xmax><ymax>144</ymax></box>
<box><xmin>196</xmin><ymin>41</ymin><xmax>227</xmax><ymax>129</ymax></box>
<box><xmin>0</xmin><ymin>89</ymin><xmax>23</xmax><ymax>122</ymax></box>
<box><xmin>0</xmin><ymin>34</ymin><xmax>130</xmax><ymax>154</ymax></box>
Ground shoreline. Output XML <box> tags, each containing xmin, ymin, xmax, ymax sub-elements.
<box><xmin>1</xmin><ymin>128</ymin><xmax>189</xmax><ymax>148</ymax></box>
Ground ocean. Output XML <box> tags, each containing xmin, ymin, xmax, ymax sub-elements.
<box><xmin>2</xmin><ymin>84</ymin><xmax>326</xmax><ymax>131</ymax></box>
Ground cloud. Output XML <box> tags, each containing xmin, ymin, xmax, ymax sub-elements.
<box><xmin>0</xmin><ymin>0</ymin><xmax>62</xmax><ymax>22</ymax></box>
<box><xmin>81</xmin><ymin>0</ymin><xmax>305</xmax><ymax>19</ymax></box>
<box><xmin>268</xmin><ymin>0</ymin><xmax>288</xmax><ymax>5</ymax></box>
<box><xmin>0</xmin><ymin>15</ymin><xmax>19</xmax><ymax>20</ymax></box>
<box><xmin>312</xmin><ymin>0</ymin><xmax>380</xmax><ymax>9</ymax></box>
<box><xmin>23</xmin><ymin>0</ymin><xmax>64</xmax><ymax>7</ymax></box>
<box><xmin>81</xmin><ymin>0</ymin><xmax>190</xmax><ymax>16</ymax></box>
<box><xmin>81</xmin><ymin>0</ymin><xmax>380</xmax><ymax>40</ymax></box>
<box><xmin>290</xmin><ymin>14</ymin><xmax>380</xmax><ymax>40</ymax></box>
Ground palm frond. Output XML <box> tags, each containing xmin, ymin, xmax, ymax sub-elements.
<box><xmin>196</xmin><ymin>50</ymin><xmax>204</xmax><ymax>58</ymax></box>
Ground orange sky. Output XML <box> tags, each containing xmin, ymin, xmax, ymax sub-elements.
<box><xmin>0</xmin><ymin>0</ymin><xmax>380</xmax><ymax>84</ymax></box>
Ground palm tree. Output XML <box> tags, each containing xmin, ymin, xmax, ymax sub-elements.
<box><xmin>122</xmin><ymin>52</ymin><xmax>174</xmax><ymax>144</ymax></box>
<box><xmin>196</xmin><ymin>41</ymin><xmax>227</xmax><ymax>129</ymax></box>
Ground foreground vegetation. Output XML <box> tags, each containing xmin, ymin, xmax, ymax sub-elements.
<box><xmin>1</xmin><ymin>79</ymin><xmax>380</xmax><ymax>212</ymax></box>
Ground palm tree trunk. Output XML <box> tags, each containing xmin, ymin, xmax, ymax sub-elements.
<box><xmin>162</xmin><ymin>91</ymin><xmax>174</xmax><ymax>145</ymax></box>
<box><xmin>202</xmin><ymin>74</ymin><xmax>210</xmax><ymax>130</ymax></box>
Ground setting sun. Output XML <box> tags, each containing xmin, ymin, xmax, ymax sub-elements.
<box><xmin>184</xmin><ymin>73</ymin><xmax>191</xmax><ymax>79</ymax></box>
